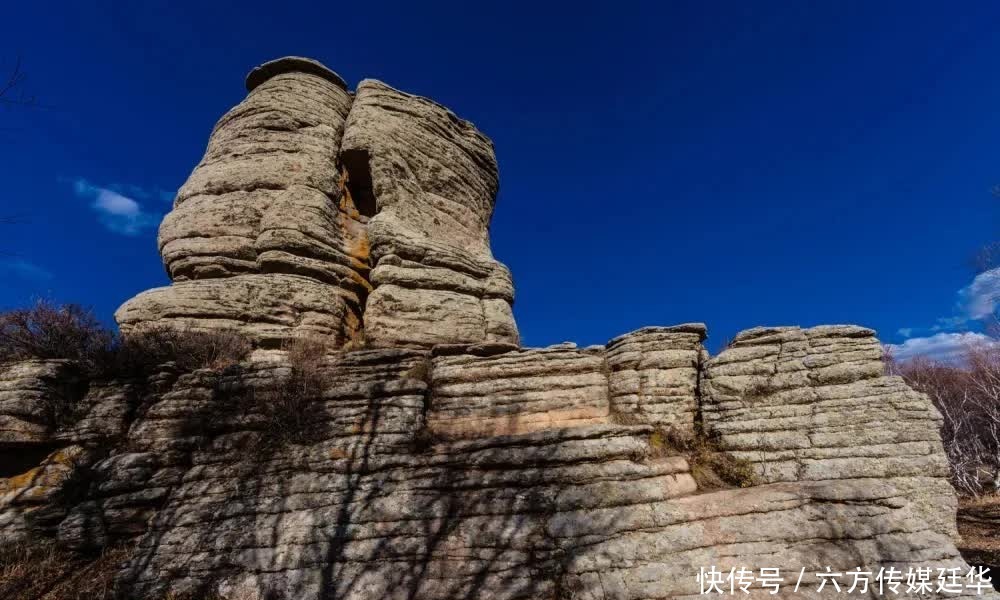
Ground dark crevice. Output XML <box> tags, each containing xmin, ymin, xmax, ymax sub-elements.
<box><xmin>341</xmin><ymin>148</ymin><xmax>377</xmax><ymax>218</ymax></box>
<box><xmin>0</xmin><ymin>443</ymin><xmax>66</xmax><ymax>477</ymax></box>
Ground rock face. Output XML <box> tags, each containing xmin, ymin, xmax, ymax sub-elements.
<box><xmin>116</xmin><ymin>57</ymin><xmax>369</xmax><ymax>347</ymax></box>
<box><xmin>1</xmin><ymin>326</ymin><xmax>989</xmax><ymax>599</ymax></box>
<box><xmin>342</xmin><ymin>80</ymin><xmax>517</xmax><ymax>348</ymax></box>
<box><xmin>116</xmin><ymin>58</ymin><xmax>518</xmax><ymax>350</ymax></box>
<box><xmin>0</xmin><ymin>360</ymin><xmax>84</xmax><ymax>445</ymax></box>
<box><xmin>1</xmin><ymin>57</ymin><xmax>990</xmax><ymax>599</ymax></box>
<box><xmin>607</xmin><ymin>324</ymin><xmax>707</xmax><ymax>434</ymax></box>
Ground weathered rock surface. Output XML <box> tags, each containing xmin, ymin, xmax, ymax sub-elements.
<box><xmin>340</xmin><ymin>79</ymin><xmax>518</xmax><ymax>348</ymax></box>
<box><xmin>703</xmin><ymin>325</ymin><xmax>938</xmax><ymax>477</ymax></box>
<box><xmin>428</xmin><ymin>346</ymin><xmax>609</xmax><ymax>438</ymax></box>
<box><xmin>116</xmin><ymin>57</ymin><xmax>369</xmax><ymax>347</ymax></box>
<box><xmin>7</xmin><ymin>57</ymin><xmax>986</xmax><ymax>599</ymax></box>
<box><xmin>0</xmin><ymin>359</ymin><xmax>84</xmax><ymax>444</ymax></box>
<box><xmin>116</xmin><ymin>58</ymin><xmax>519</xmax><ymax>350</ymax></box>
<box><xmin>1</xmin><ymin>323</ymin><xmax>988</xmax><ymax>599</ymax></box>
<box><xmin>607</xmin><ymin>324</ymin><xmax>707</xmax><ymax>434</ymax></box>
<box><xmin>116</xmin><ymin>274</ymin><xmax>362</xmax><ymax>347</ymax></box>
<box><xmin>0</xmin><ymin>445</ymin><xmax>96</xmax><ymax>543</ymax></box>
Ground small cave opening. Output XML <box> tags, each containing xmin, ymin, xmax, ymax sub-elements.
<box><xmin>341</xmin><ymin>148</ymin><xmax>377</xmax><ymax>218</ymax></box>
<box><xmin>0</xmin><ymin>443</ymin><xmax>64</xmax><ymax>478</ymax></box>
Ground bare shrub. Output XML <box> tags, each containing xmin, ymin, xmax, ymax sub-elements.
<box><xmin>607</xmin><ymin>406</ymin><xmax>644</xmax><ymax>426</ymax></box>
<box><xmin>896</xmin><ymin>344</ymin><xmax>1000</xmax><ymax>497</ymax></box>
<box><xmin>341</xmin><ymin>329</ymin><xmax>368</xmax><ymax>352</ymax></box>
<box><xmin>742</xmin><ymin>376</ymin><xmax>775</xmax><ymax>403</ymax></box>
<box><xmin>0</xmin><ymin>301</ymin><xmax>112</xmax><ymax>366</ymax></box>
<box><xmin>0</xmin><ymin>302</ymin><xmax>253</xmax><ymax>380</ymax></box>
<box><xmin>251</xmin><ymin>336</ymin><xmax>332</xmax><ymax>447</ymax></box>
<box><xmin>97</xmin><ymin>327</ymin><xmax>252</xmax><ymax>378</ymax></box>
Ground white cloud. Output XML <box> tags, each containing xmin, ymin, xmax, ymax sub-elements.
<box><xmin>0</xmin><ymin>258</ymin><xmax>53</xmax><ymax>281</ymax></box>
<box><xmin>888</xmin><ymin>332</ymin><xmax>998</xmax><ymax>363</ymax></box>
<box><xmin>71</xmin><ymin>178</ymin><xmax>160</xmax><ymax>236</ymax></box>
<box><xmin>960</xmin><ymin>267</ymin><xmax>1000</xmax><ymax>321</ymax></box>
<box><xmin>894</xmin><ymin>267</ymin><xmax>1000</xmax><ymax>347</ymax></box>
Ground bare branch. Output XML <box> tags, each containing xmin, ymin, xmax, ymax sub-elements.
<box><xmin>0</xmin><ymin>55</ymin><xmax>38</xmax><ymax>109</ymax></box>
<box><xmin>899</xmin><ymin>346</ymin><xmax>1000</xmax><ymax>495</ymax></box>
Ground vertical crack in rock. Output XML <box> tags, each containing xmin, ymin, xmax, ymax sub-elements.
<box><xmin>340</xmin><ymin>148</ymin><xmax>377</xmax><ymax>219</ymax></box>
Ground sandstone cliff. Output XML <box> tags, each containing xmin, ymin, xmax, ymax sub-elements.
<box><xmin>0</xmin><ymin>57</ymin><xmax>990</xmax><ymax>599</ymax></box>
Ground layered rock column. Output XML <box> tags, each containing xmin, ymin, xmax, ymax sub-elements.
<box><xmin>341</xmin><ymin>80</ymin><xmax>519</xmax><ymax>348</ymax></box>
<box><xmin>117</xmin><ymin>60</ymin><xmax>520</xmax><ymax>350</ymax></box>
<box><xmin>116</xmin><ymin>57</ymin><xmax>370</xmax><ymax>347</ymax></box>
<box><xmin>702</xmin><ymin>325</ymin><xmax>958</xmax><ymax>536</ymax></box>
<box><xmin>606</xmin><ymin>324</ymin><xmax>707</xmax><ymax>434</ymax></box>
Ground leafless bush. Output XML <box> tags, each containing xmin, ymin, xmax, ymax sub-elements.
<box><xmin>895</xmin><ymin>344</ymin><xmax>1000</xmax><ymax>496</ymax></box>
<box><xmin>0</xmin><ymin>301</ymin><xmax>113</xmax><ymax>366</ymax></box>
<box><xmin>742</xmin><ymin>376</ymin><xmax>775</xmax><ymax>403</ymax></box>
<box><xmin>97</xmin><ymin>327</ymin><xmax>252</xmax><ymax>378</ymax></box>
<box><xmin>0</xmin><ymin>56</ymin><xmax>37</xmax><ymax>110</ymax></box>
<box><xmin>0</xmin><ymin>302</ymin><xmax>252</xmax><ymax>380</ymax></box>
<box><xmin>651</xmin><ymin>426</ymin><xmax>758</xmax><ymax>489</ymax></box>
<box><xmin>251</xmin><ymin>336</ymin><xmax>332</xmax><ymax>447</ymax></box>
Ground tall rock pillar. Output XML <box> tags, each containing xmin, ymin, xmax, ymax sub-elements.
<box><xmin>341</xmin><ymin>80</ymin><xmax>519</xmax><ymax>348</ymax></box>
<box><xmin>116</xmin><ymin>57</ymin><xmax>370</xmax><ymax>347</ymax></box>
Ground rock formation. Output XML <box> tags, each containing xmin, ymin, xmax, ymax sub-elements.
<box><xmin>116</xmin><ymin>57</ymin><xmax>517</xmax><ymax>350</ymax></box>
<box><xmin>1</xmin><ymin>57</ymin><xmax>992</xmax><ymax>599</ymax></box>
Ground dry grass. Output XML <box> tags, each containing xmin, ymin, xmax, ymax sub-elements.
<box><xmin>605</xmin><ymin>407</ymin><xmax>758</xmax><ymax>489</ymax></box>
<box><xmin>0</xmin><ymin>539</ymin><xmax>132</xmax><ymax>600</ymax></box>
<box><xmin>341</xmin><ymin>329</ymin><xmax>368</xmax><ymax>352</ymax></box>
<box><xmin>163</xmin><ymin>580</ymin><xmax>262</xmax><ymax>600</ymax></box>
<box><xmin>656</xmin><ymin>426</ymin><xmax>758</xmax><ymax>490</ymax></box>
<box><xmin>98</xmin><ymin>327</ymin><xmax>252</xmax><ymax>378</ymax></box>
<box><xmin>607</xmin><ymin>407</ymin><xmax>644</xmax><ymax>426</ymax></box>
<box><xmin>0</xmin><ymin>537</ymin><xmax>266</xmax><ymax>600</ymax></box>
<box><xmin>742</xmin><ymin>376</ymin><xmax>775</xmax><ymax>403</ymax></box>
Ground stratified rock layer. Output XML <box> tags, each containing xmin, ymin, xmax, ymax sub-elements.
<box><xmin>117</xmin><ymin>59</ymin><xmax>519</xmax><ymax>350</ymax></box>
<box><xmin>342</xmin><ymin>80</ymin><xmax>518</xmax><ymax>348</ymax></box>
<box><xmin>607</xmin><ymin>324</ymin><xmax>707</xmax><ymax>434</ymax></box>
<box><xmin>14</xmin><ymin>56</ymin><xmax>984</xmax><ymax>599</ymax></box>
<box><xmin>116</xmin><ymin>57</ymin><xmax>369</xmax><ymax>347</ymax></box>
<box><xmin>116</xmin><ymin>274</ymin><xmax>361</xmax><ymax>347</ymax></box>
<box><xmin>0</xmin><ymin>323</ymin><xmax>988</xmax><ymax>599</ymax></box>
<box><xmin>0</xmin><ymin>360</ymin><xmax>84</xmax><ymax>444</ymax></box>
<box><xmin>428</xmin><ymin>345</ymin><xmax>609</xmax><ymax>438</ymax></box>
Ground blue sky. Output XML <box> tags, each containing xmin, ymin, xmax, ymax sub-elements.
<box><xmin>2</xmin><ymin>1</ymin><xmax>998</xmax><ymax>357</ymax></box>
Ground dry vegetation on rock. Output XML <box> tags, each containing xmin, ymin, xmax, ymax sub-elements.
<box><xmin>889</xmin><ymin>343</ymin><xmax>1000</xmax><ymax>497</ymax></box>
<box><xmin>0</xmin><ymin>301</ymin><xmax>252</xmax><ymax>379</ymax></box>
<box><xmin>0</xmin><ymin>539</ymin><xmax>132</xmax><ymax>600</ymax></box>
<box><xmin>250</xmin><ymin>336</ymin><xmax>333</xmax><ymax>447</ymax></box>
